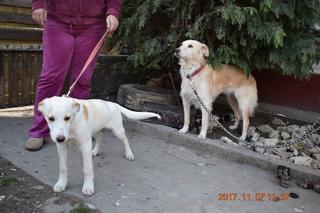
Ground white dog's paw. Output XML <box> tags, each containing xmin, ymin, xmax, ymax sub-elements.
<box><xmin>125</xmin><ymin>150</ymin><xmax>135</xmax><ymax>161</ymax></box>
<box><xmin>92</xmin><ymin>150</ymin><xmax>98</xmax><ymax>157</ymax></box>
<box><xmin>178</xmin><ymin>127</ymin><xmax>188</xmax><ymax>134</ymax></box>
<box><xmin>198</xmin><ymin>133</ymin><xmax>207</xmax><ymax>140</ymax></box>
<box><xmin>53</xmin><ymin>181</ymin><xmax>67</xmax><ymax>193</ymax></box>
<box><xmin>82</xmin><ymin>182</ymin><xmax>94</xmax><ymax>196</ymax></box>
<box><xmin>156</xmin><ymin>114</ymin><xmax>161</xmax><ymax>120</ymax></box>
<box><xmin>228</xmin><ymin>125</ymin><xmax>237</xmax><ymax>130</ymax></box>
<box><xmin>240</xmin><ymin>135</ymin><xmax>247</xmax><ymax>141</ymax></box>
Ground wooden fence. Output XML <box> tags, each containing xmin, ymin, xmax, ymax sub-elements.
<box><xmin>0</xmin><ymin>0</ymin><xmax>43</xmax><ymax>108</ymax></box>
<box><xmin>0</xmin><ymin>50</ymin><xmax>42</xmax><ymax>108</ymax></box>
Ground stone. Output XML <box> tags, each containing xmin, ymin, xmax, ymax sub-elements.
<box><xmin>291</xmin><ymin>132</ymin><xmax>302</xmax><ymax>140</ymax></box>
<box><xmin>272</xmin><ymin>148</ymin><xmax>292</xmax><ymax>159</ymax></box>
<box><xmin>281</xmin><ymin>132</ymin><xmax>291</xmax><ymax>140</ymax></box>
<box><xmin>298</xmin><ymin>177</ymin><xmax>312</xmax><ymax>189</ymax></box>
<box><xmin>220</xmin><ymin>137</ymin><xmax>238</xmax><ymax>146</ymax></box>
<box><xmin>286</xmin><ymin>125</ymin><xmax>300</xmax><ymax>133</ymax></box>
<box><xmin>84</xmin><ymin>203</ymin><xmax>96</xmax><ymax>210</ymax></box>
<box><xmin>311</xmin><ymin>160</ymin><xmax>320</xmax><ymax>170</ymax></box>
<box><xmin>271</xmin><ymin>118</ymin><xmax>286</xmax><ymax>126</ymax></box>
<box><xmin>251</xmin><ymin>132</ymin><xmax>261</xmax><ymax>142</ymax></box>
<box><xmin>257</xmin><ymin>124</ymin><xmax>274</xmax><ymax>134</ymax></box>
<box><xmin>311</xmin><ymin>134</ymin><xmax>320</xmax><ymax>146</ymax></box>
<box><xmin>304</xmin><ymin>139</ymin><xmax>314</xmax><ymax>149</ymax></box>
<box><xmin>268</xmin><ymin>130</ymin><xmax>280</xmax><ymax>139</ymax></box>
<box><xmin>264</xmin><ymin>138</ymin><xmax>279</xmax><ymax>147</ymax></box>
<box><xmin>248</xmin><ymin>126</ymin><xmax>256</xmax><ymax>135</ymax></box>
<box><xmin>254</xmin><ymin>142</ymin><xmax>265</xmax><ymax>154</ymax></box>
<box><xmin>299</xmin><ymin>125</ymin><xmax>309</xmax><ymax>133</ymax></box>
<box><xmin>291</xmin><ymin>156</ymin><xmax>313</xmax><ymax>167</ymax></box>
<box><xmin>309</xmin><ymin>147</ymin><xmax>320</xmax><ymax>155</ymax></box>
<box><xmin>277</xmin><ymin>126</ymin><xmax>287</xmax><ymax>132</ymax></box>
<box><xmin>279</xmin><ymin>179</ymin><xmax>290</xmax><ymax>188</ymax></box>
<box><xmin>313</xmin><ymin>184</ymin><xmax>320</xmax><ymax>193</ymax></box>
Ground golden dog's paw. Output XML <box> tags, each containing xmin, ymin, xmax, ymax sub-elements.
<box><xmin>178</xmin><ymin>127</ymin><xmax>188</xmax><ymax>134</ymax></box>
<box><xmin>228</xmin><ymin>125</ymin><xmax>238</xmax><ymax>130</ymax></box>
<box><xmin>92</xmin><ymin>150</ymin><xmax>98</xmax><ymax>157</ymax></box>
<box><xmin>198</xmin><ymin>133</ymin><xmax>206</xmax><ymax>140</ymax></box>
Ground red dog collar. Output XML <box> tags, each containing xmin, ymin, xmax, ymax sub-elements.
<box><xmin>186</xmin><ymin>65</ymin><xmax>205</xmax><ymax>79</ymax></box>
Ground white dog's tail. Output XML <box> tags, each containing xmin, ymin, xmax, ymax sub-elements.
<box><xmin>117</xmin><ymin>104</ymin><xmax>161</xmax><ymax>120</ymax></box>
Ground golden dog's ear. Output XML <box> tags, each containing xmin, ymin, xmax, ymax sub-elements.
<box><xmin>201</xmin><ymin>44</ymin><xmax>209</xmax><ymax>57</ymax></box>
<box><xmin>38</xmin><ymin>99</ymin><xmax>46</xmax><ymax>113</ymax></box>
<box><xmin>72</xmin><ymin>101</ymin><xmax>80</xmax><ymax>113</ymax></box>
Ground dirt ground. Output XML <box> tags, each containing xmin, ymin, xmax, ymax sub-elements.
<box><xmin>0</xmin><ymin>156</ymin><xmax>100</xmax><ymax>213</ymax></box>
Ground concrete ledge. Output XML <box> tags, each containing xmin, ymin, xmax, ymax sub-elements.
<box><xmin>215</xmin><ymin>96</ymin><xmax>320</xmax><ymax>123</ymax></box>
<box><xmin>256</xmin><ymin>102</ymin><xmax>320</xmax><ymax>123</ymax></box>
<box><xmin>125</xmin><ymin>119</ymin><xmax>320</xmax><ymax>184</ymax></box>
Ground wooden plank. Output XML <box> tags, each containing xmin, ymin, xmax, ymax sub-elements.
<box><xmin>8</xmin><ymin>52</ymin><xmax>17</xmax><ymax>106</ymax></box>
<box><xmin>17</xmin><ymin>53</ymin><xmax>23</xmax><ymax>105</ymax></box>
<box><xmin>30</xmin><ymin>53</ymin><xmax>36</xmax><ymax>102</ymax></box>
<box><xmin>0</xmin><ymin>0</ymin><xmax>32</xmax><ymax>8</ymax></box>
<box><xmin>0</xmin><ymin>28</ymin><xmax>42</xmax><ymax>41</ymax></box>
<box><xmin>23</xmin><ymin>52</ymin><xmax>31</xmax><ymax>104</ymax></box>
<box><xmin>0</xmin><ymin>12</ymin><xmax>34</xmax><ymax>25</ymax></box>
<box><xmin>3</xmin><ymin>53</ymin><xmax>9</xmax><ymax>107</ymax></box>
<box><xmin>0</xmin><ymin>53</ymin><xmax>3</xmax><ymax>107</ymax></box>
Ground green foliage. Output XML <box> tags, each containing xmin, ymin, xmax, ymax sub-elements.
<box><xmin>71</xmin><ymin>204</ymin><xmax>90</xmax><ymax>213</ymax></box>
<box><xmin>112</xmin><ymin>0</ymin><xmax>320</xmax><ymax>78</ymax></box>
<box><xmin>0</xmin><ymin>177</ymin><xmax>21</xmax><ymax>187</ymax></box>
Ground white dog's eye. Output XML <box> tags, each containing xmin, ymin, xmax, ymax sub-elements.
<box><xmin>64</xmin><ymin>116</ymin><xmax>70</xmax><ymax>121</ymax></box>
<box><xmin>188</xmin><ymin>44</ymin><xmax>193</xmax><ymax>48</ymax></box>
<box><xmin>48</xmin><ymin>117</ymin><xmax>55</xmax><ymax>122</ymax></box>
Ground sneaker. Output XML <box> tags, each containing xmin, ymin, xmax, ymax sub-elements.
<box><xmin>25</xmin><ymin>137</ymin><xmax>44</xmax><ymax>151</ymax></box>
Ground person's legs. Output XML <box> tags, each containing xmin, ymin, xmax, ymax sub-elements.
<box><xmin>27</xmin><ymin>20</ymin><xmax>75</xmax><ymax>150</ymax></box>
<box><xmin>69</xmin><ymin>24</ymin><xmax>105</xmax><ymax>99</ymax></box>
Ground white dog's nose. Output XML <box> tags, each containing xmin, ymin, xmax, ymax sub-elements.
<box><xmin>56</xmin><ymin>135</ymin><xmax>65</xmax><ymax>143</ymax></box>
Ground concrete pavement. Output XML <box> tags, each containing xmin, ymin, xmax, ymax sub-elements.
<box><xmin>0</xmin><ymin>116</ymin><xmax>319</xmax><ymax>213</ymax></box>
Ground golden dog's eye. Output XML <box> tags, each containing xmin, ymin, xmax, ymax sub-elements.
<box><xmin>188</xmin><ymin>44</ymin><xmax>193</xmax><ymax>48</ymax></box>
<box><xmin>48</xmin><ymin>117</ymin><xmax>55</xmax><ymax>122</ymax></box>
<box><xmin>64</xmin><ymin>116</ymin><xmax>70</xmax><ymax>121</ymax></box>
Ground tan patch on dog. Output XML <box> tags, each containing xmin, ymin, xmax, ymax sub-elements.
<box><xmin>91</xmin><ymin>102</ymin><xmax>99</xmax><ymax>121</ymax></box>
<box><xmin>82</xmin><ymin>104</ymin><xmax>89</xmax><ymax>121</ymax></box>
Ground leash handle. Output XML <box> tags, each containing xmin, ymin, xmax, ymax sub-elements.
<box><xmin>66</xmin><ymin>31</ymin><xmax>108</xmax><ymax>97</ymax></box>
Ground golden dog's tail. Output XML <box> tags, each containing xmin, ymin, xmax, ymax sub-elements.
<box><xmin>117</xmin><ymin>104</ymin><xmax>161</xmax><ymax>120</ymax></box>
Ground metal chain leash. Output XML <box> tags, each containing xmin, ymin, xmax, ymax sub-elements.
<box><xmin>189</xmin><ymin>80</ymin><xmax>320</xmax><ymax>149</ymax></box>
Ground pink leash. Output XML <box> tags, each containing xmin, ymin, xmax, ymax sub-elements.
<box><xmin>65</xmin><ymin>31</ymin><xmax>108</xmax><ymax>97</ymax></box>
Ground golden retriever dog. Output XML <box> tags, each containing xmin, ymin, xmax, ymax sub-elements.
<box><xmin>175</xmin><ymin>40</ymin><xmax>258</xmax><ymax>140</ymax></box>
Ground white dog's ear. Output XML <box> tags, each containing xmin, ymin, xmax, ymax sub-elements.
<box><xmin>72</xmin><ymin>101</ymin><xmax>80</xmax><ymax>113</ymax></box>
<box><xmin>38</xmin><ymin>99</ymin><xmax>46</xmax><ymax>113</ymax></box>
<box><xmin>201</xmin><ymin>44</ymin><xmax>209</xmax><ymax>57</ymax></box>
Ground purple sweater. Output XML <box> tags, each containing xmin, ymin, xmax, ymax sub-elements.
<box><xmin>32</xmin><ymin>0</ymin><xmax>122</xmax><ymax>25</ymax></box>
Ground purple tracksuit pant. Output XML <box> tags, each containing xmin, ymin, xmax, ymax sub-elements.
<box><xmin>29</xmin><ymin>19</ymin><xmax>105</xmax><ymax>138</ymax></box>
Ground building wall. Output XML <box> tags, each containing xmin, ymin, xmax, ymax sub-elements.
<box><xmin>253</xmin><ymin>70</ymin><xmax>320</xmax><ymax>113</ymax></box>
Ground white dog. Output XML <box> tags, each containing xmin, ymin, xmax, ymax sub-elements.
<box><xmin>175</xmin><ymin>40</ymin><xmax>258</xmax><ymax>140</ymax></box>
<box><xmin>38</xmin><ymin>96</ymin><xmax>160</xmax><ymax>195</ymax></box>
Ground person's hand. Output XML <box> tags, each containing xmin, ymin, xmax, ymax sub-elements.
<box><xmin>32</xmin><ymin>8</ymin><xmax>47</xmax><ymax>26</ymax></box>
<box><xmin>106</xmin><ymin>15</ymin><xmax>119</xmax><ymax>37</ymax></box>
